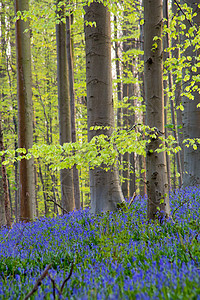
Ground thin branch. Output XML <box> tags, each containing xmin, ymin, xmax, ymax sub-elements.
<box><xmin>188</xmin><ymin>248</ymin><xmax>199</xmax><ymax>268</ymax></box>
<box><xmin>46</xmin><ymin>198</ymin><xmax>68</xmax><ymax>214</ymax></box>
<box><xmin>48</xmin><ymin>274</ymin><xmax>64</xmax><ymax>299</ymax></box>
<box><xmin>171</xmin><ymin>199</ymin><xmax>189</xmax><ymax>219</ymax></box>
<box><xmin>174</xmin><ymin>0</ymin><xmax>193</xmax><ymax>27</ymax></box>
<box><xmin>128</xmin><ymin>192</ymin><xmax>136</xmax><ymax>207</ymax></box>
<box><xmin>23</xmin><ymin>264</ymin><xmax>52</xmax><ymax>300</ymax></box>
<box><xmin>60</xmin><ymin>262</ymin><xmax>74</xmax><ymax>293</ymax></box>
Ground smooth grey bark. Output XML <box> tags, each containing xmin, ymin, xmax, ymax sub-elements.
<box><xmin>122</xmin><ymin>17</ymin><xmax>136</xmax><ymax>199</ymax></box>
<box><xmin>15</xmin><ymin>0</ymin><xmax>36</xmax><ymax>222</ymax></box>
<box><xmin>84</xmin><ymin>2</ymin><xmax>124</xmax><ymax>214</ymax></box>
<box><xmin>114</xmin><ymin>15</ymin><xmax>122</xmax><ymax>177</ymax></box>
<box><xmin>66</xmin><ymin>12</ymin><xmax>81</xmax><ymax>210</ymax></box>
<box><xmin>0</xmin><ymin>122</ymin><xmax>6</xmax><ymax>227</ymax></box>
<box><xmin>122</xmin><ymin>75</ymin><xmax>130</xmax><ymax>198</ymax></box>
<box><xmin>181</xmin><ymin>1</ymin><xmax>200</xmax><ymax>187</ymax></box>
<box><xmin>144</xmin><ymin>0</ymin><xmax>170</xmax><ymax>220</ymax></box>
<box><xmin>0</xmin><ymin>174</ymin><xmax>6</xmax><ymax>227</ymax></box>
<box><xmin>139</xmin><ymin>13</ymin><xmax>147</xmax><ymax>197</ymax></box>
<box><xmin>114</xmin><ymin>15</ymin><xmax>122</xmax><ymax>131</ymax></box>
<box><xmin>56</xmin><ymin>1</ymin><xmax>75</xmax><ymax>213</ymax></box>
<box><xmin>0</xmin><ymin>120</ymin><xmax>12</xmax><ymax>228</ymax></box>
<box><xmin>0</xmin><ymin>3</ymin><xmax>8</xmax><ymax>227</ymax></box>
<box><xmin>163</xmin><ymin>0</ymin><xmax>182</xmax><ymax>189</ymax></box>
<box><xmin>172</xmin><ymin>1</ymin><xmax>184</xmax><ymax>176</ymax></box>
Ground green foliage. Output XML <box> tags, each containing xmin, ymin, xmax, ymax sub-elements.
<box><xmin>1</xmin><ymin>0</ymin><xmax>200</xmax><ymax>216</ymax></box>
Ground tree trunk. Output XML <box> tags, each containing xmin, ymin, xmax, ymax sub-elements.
<box><xmin>84</xmin><ymin>2</ymin><xmax>124</xmax><ymax>214</ymax></box>
<box><xmin>181</xmin><ymin>0</ymin><xmax>200</xmax><ymax>187</ymax></box>
<box><xmin>163</xmin><ymin>0</ymin><xmax>182</xmax><ymax>189</ymax></box>
<box><xmin>144</xmin><ymin>0</ymin><xmax>170</xmax><ymax>220</ymax></box>
<box><xmin>0</xmin><ymin>118</ymin><xmax>7</xmax><ymax>227</ymax></box>
<box><xmin>114</xmin><ymin>15</ymin><xmax>122</xmax><ymax>177</ymax></box>
<box><xmin>122</xmin><ymin>76</ymin><xmax>130</xmax><ymax>198</ymax></box>
<box><xmin>139</xmin><ymin>16</ymin><xmax>147</xmax><ymax>197</ymax></box>
<box><xmin>56</xmin><ymin>1</ymin><xmax>75</xmax><ymax>213</ymax></box>
<box><xmin>15</xmin><ymin>0</ymin><xmax>36</xmax><ymax>222</ymax></box>
<box><xmin>66</xmin><ymin>11</ymin><xmax>81</xmax><ymax>210</ymax></box>
<box><xmin>172</xmin><ymin>1</ymin><xmax>184</xmax><ymax>177</ymax></box>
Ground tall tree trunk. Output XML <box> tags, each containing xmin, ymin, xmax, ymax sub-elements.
<box><xmin>0</xmin><ymin>118</ymin><xmax>7</xmax><ymax>227</ymax></box>
<box><xmin>181</xmin><ymin>1</ymin><xmax>200</xmax><ymax>187</ymax></box>
<box><xmin>66</xmin><ymin>10</ymin><xmax>81</xmax><ymax>210</ymax></box>
<box><xmin>15</xmin><ymin>0</ymin><xmax>36</xmax><ymax>222</ymax></box>
<box><xmin>114</xmin><ymin>15</ymin><xmax>122</xmax><ymax>177</ymax></box>
<box><xmin>0</xmin><ymin>2</ymin><xmax>11</xmax><ymax>227</ymax></box>
<box><xmin>144</xmin><ymin>0</ymin><xmax>170</xmax><ymax>220</ymax></box>
<box><xmin>172</xmin><ymin>1</ymin><xmax>184</xmax><ymax>178</ymax></box>
<box><xmin>0</xmin><ymin>172</ymin><xmax>6</xmax><ymax>227</ymax></box>
<box><xmin>84</xmin><ymin>2</ymin><xmax>124</xmax><ymax>214</ymax></box>
<box><xmin>122</xmin><ymin>77</ymin><xmax>130</xmax><ymax>198</ymax></box>
<box><xmin>139</xmin><ymin>15</ymin><xmax>147</xmax><ymax>197</ymax></box>
<box><xmin>56</xmin><ymin>1</ymin><xmax>75</xmax><ymax>213</ymax></box>
<box><xmin>163</xmin><ymin>0</ymin><xmax>183</xmax><ymax>189</ymax></box>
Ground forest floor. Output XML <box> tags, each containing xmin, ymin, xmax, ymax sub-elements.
<box><xmin>0</xmin><ymin>187</ymin><xmax>200</xmax><ymax>299</ymax></box>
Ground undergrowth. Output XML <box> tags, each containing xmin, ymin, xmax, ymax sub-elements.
<box><xmin>0</xmin><ymin>186</ymin><xmax>199</xmax><ymax>299</ymax></box>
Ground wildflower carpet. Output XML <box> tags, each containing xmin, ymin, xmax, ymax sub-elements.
<box><xmin>0</xmin><ymin>187</ymin><xmax>199</xmax><ymax>299</ymax></box>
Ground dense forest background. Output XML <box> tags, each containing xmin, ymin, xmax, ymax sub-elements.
<box><xmin>0</xmin><ymin>0</ymin><xmax>200</xmax><ymax>226</ymax></box>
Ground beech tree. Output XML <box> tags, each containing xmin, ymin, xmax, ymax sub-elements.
<box><xmin>0</xmin><ymin>115</ymin><xmax>12</xmax><ymax>227</ymax></box>
<box><xmin>181</xmin><ymin>0</ymin><xmax>200</xmax><ymax>187</ymax></box>
<box><xmin>15</xmin><ymin>0</ymin><xmax>36</xmax><ymax>222</ymax></box>
<box><xmin>0</xmin><ymin>120</ymin><xmax>6</xmax><ymax>227</ymax></box>
<box><xmin>144</xmin><ymin>0</ymin><xmax>170</xmax><ymax>220</ymax></box>
<box><xmin>66</xmin><ymin>9</ymin><xmax>81</xmax><ymax>210</ymax></box>
<box><xmin>56</xmin><ymin>0</ymin><xmax>75</xmax><ymax>213</ymax></box>
<box><xmin>84</xmin><ymin>1</ymin><xmax>124</xmax><ymax>214</ymax></box>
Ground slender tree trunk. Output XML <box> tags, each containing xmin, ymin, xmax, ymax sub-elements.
<box><xmin>0</xmin><ymin>3</ymin><xmax>11</xmax><ymax>227</ymax></box>
<box><xmin>163</xmin><ymin>65</ymin><xmax>172</xmax><ymax>189</ymax></box>
<box><xmin>139</xmin><ymin>17</ymin><xmax>147</xmax><ymax>197</ymax></box>
<box><xmin>0</xmin><ymin>120</ymin><xmax>12</xmax><ymax>228</ymax></box>
<box><xmin>172</xmin><ymin>1</ymin><xmax>184</xmax><ymax>176</ymax></box>
<box><xmin>122</xmin><ymin>23</ymin><xmax>136</xmax><ymax>199</ymax></box>
<box><xmin>122</xmin><ymin>77</ymin><xmax>130</xmax><ymax>198</ymax></box>
<box><xmin>38</xmin><ymin>162</ymin><xmax>49</xmax><ymax>216</ymax></box>
<box><xmin>84</xmin><ymin>2</ymin><xmax>124</xmax><ymax>214</ymax></box>
<box><xmin>56</xmin><ymin>1</ymin><xmax>75</xmax><ymax>213</ymax></box>
<box><xmin>0</xmin><ymin>118</ymin><xmax>7</xmax><ymax>227</ymax></box>
<box><xmin>3</xmin><ymin>5</ymin><xmax>19</xmax><ymax>221</ymax></box>
<box><xmin>163</xmin><ymin>0</ymin><xmax>183</xmax><ymax>189</ymax></box>
<box><xmin>180</xmin><ymin>0</ymin><xmax>200</xmax><ymax>187</ymax></box>
<box><xmin>129</xmin><ymin>81</ymin><xmax>136</xmax><ymax>197</ymax></box>
<box><xmin>15</xmin><ymin>0</ymin><xmax>36</xmax><ymax>222</ymax></box>
<box><xmin>114</xmin><ymin>15</ymin><xmax>122</xmax><ymax>177</ymax></box>
<box><xmin>144</xmin><ymin>0</ymin><xmax>170</xmax><ymax>220</ymax></box>
<box><xmin>0</xmin><ymin>173</ymin><xmax>6</xmax><ymax>227</ymax></box>
<box><xmin>66</xmin><ymin>10</ymin><xmax>81</xmax><ymax>210</ymax></box>
<box><xmin>162</xmin><ymin>0</ymin><xmax>172</xmax><ymax>190</ymax></box>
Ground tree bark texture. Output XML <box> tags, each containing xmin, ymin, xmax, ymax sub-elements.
<box><xmin>66</xmin><ymin>12</ymin><xmax>81</xmax><ymax>210</ymax></box>
<box><xmin>181</xmin><ymin>0</ymin><xmax>200</xmax><ymax>187</ymax></box>
<box><xmin>139</xmin><ymin>15</ymin><xmax>147</xmax><ymax>197</ymax></box>
<box><xmin>163</xmin><ymin>0</ymin><xmax>182</xmax><ymax>188</ymax></box>
<box><xmin>0</xmin><ymin>122</ymin><xmax>7</xmax><ymax>227</ymax></box>
<box><xmin>15</xmin><ymin>0</ymin><xmax>36</xmax><ymax>222</ymax></box>
<box><xmin>172</xmin><ymin>1</ymin><xmax>184</xmax><ymax>177</ymax></box>
<box><xmin>144</xmin><ymin>0</ymin><xmax>170</xmax><ymax>220</ymax></box>
<box><xmin>84</xmin><ymin>2</ymin><xmax>124</xmax><ymax>214</ymax></box>
<box><xmin>114</xmin><ymin>15</ymin><xmax>122</xmax><ymax>177</ymax></box>
<box><xmin>56</xmin><ymin>1</ymin><xmax>75</xmax><ymax>213</ymax></box>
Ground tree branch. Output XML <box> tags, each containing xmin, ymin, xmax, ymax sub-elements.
<box><xmin>174</xmin><ymin>0</ymin><xmax>193</xmax><ymax>27</ymax></box>
<box><xmin>46</xmin><ymin>198</ymin><xmax>68</xmax><ymax>214</ymax></box>
<box><xmin>23</xmin><ymin>264</ymin><xmax>52</xmax><ymax>300</ymax></box>
<box><xmin>60</xmin><ymin>262</ymin><xmax>74</xmax><ymax>293</ymax></box>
